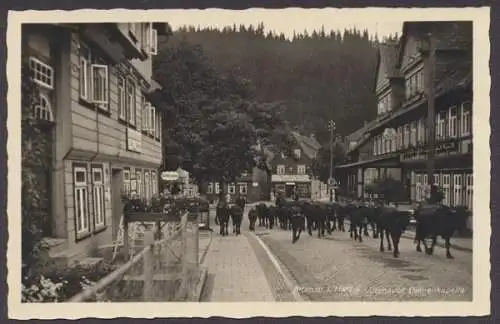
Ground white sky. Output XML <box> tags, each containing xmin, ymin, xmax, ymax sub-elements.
<box><xmin>163</xmin><ymin>8</ymin><xmax>407</xmax><ymax>40</ymax></box>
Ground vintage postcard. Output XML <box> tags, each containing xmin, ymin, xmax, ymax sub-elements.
<box><xmin>7</xmin><ymin>7</ymin><xmax>490</xmax><ymax>319</ymax></box>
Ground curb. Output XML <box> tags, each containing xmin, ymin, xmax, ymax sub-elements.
<box><xmin>190</xmin><ymin>267</ymin><xmax>208</xmax><ymax>302</ymax></box>
<box><xmin>252</xmin><ymin>233</ymin><xmax>304</xmax><ymax>301</ymax></box>
<box><xmin>199</xmin><ymin>232</ymin><xmax>213</xmax><ymax>265</ymax></box>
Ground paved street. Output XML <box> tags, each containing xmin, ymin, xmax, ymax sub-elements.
<box><xmin>201</xmin><ymin>202</ymin><xmax>472</xmax><ymax>302</ymax></box>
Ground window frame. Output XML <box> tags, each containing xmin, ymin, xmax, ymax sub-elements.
<box><xmin>29</xmin><ymin>56</ymin><xmax>55</xmax><ymax>90</ymax></box>
<box><xmin>461</xmin><ymin>101</ymin><xmax>472</xmax><ymax>136</ymax></box>
<box><xmin>207</xmin><ymin>182</ymin><xmax>213</xmax><ymax>194</ymax></box>
<box><xmin>91</xmin><ymin>166</ymin><xmax>106</xmax><ymax>229</ymax></box>
<box><xmin>90</xmin><ymin>63</ymin><xmax>109</xmax><ymax>110</ymax></box>
<box><xmin>123</xmin><ymin>168</ymin><xmax>131</xmax><ymax>195</ymax></box>
<box><xmin>449</xmin><ymin>106</ymin><xmax>458</xmax><ymax>138</ymax></box>
<box><xmin>277</xmin><ymin>165</ymin><xmax>285</xmax><ymax>175</ymax></box>
<box><xmin>34</xmin><ymin>93</ymin><xmax>54</xmax><ymax>121</ymax></box>
<box><xmin>239</xmin><ymin>182</ymin><xmax>247</xmax><ymax>194</ymax></box>
<box><xmin>73</xmin><ymin>166</ymin><xmax>90</xmax><ymax>236</ymax></box>
<box><xmin>150</xmin><ymin>27</ymin><xmax>158</xmax><ymax>55</ymax></box>
<box><xmin>297</xmin><ymin>164</ymin><xmax>306</xmax><ymax>175</ymax></box>
<box><xmin>228</xmin><ymin>183</ymin><xmax>236</xmax><ymax>194</ymax></box>
<box><xmin>118</xmin><ymin>75</ymin><xmax>126</xmax><ymax>121</ymax></box>
<box><xmin>126</xmin><ymin>78</ymin><xmax>137</xmax><ymax>127</ymax></box>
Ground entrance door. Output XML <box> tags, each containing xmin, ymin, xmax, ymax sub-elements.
<box><xmin>111</xmin><ymin>168</ymin><xmax>124</xmax><ymax>241</ymax></box>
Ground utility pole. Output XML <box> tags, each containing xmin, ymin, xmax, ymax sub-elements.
<box><xmin>328</xmin><ymin>120</ymin><xmax>336</xmax><ymax>202</ymax></box>
<box><xmin>423</xmin><ymin>32</ymin><xmax>436</xmax><ymax>197</ymax></box>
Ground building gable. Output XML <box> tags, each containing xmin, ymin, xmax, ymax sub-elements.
<box><xmin>374</xmin><ymin>43</ymin><xmax>399</xmax><ymax>94</ymax></box>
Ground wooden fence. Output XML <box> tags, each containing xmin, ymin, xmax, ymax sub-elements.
<box><xmin>69</xmin><ymin>211</ymin><xmax>201</xmax><ymax>302</ymax></box>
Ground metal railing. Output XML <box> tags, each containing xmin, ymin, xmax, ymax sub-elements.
<box><xmin>69</xmin><ymin>211</ymin><xmax>201</xmax><ymax>302</ymax></box>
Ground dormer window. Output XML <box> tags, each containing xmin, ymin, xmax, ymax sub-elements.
<box><xmin>405</xmin><ymin>67</ymin><xmax>424</xmax><ymax>100</ymax></box>
<box><xmin>294</xmin><ymin>149</ymin><xmax>301</xmax><ymax>159</ymax></box>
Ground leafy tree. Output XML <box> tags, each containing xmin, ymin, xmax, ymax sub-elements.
<box><xmin>153</xmin><ymin>36</ymin><xmax>292</xmax><ymax>196</ymax></box>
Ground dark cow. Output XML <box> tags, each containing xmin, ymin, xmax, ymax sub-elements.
<box><xmin>304</xmin><ymin>202</ymin><xmax>331</xmax><ymax>238</ymax></box>
<box><xmin>216</xmin><ymin>201</ymin><xmax>230</xmax><ymax>236</ymax></box>
<box><xmin>267</xmin><ymin>205</ymin><xmax>277</xmax><ymax>229</ymax></box>
<box><xmin>377</xmin><ymin>204</ymin><xmax>411</xmax><ymax>258</ymax></box>
<box><xmin>290</xmin><ymin>205</ymin><xmax>306</xmax><ymax>243</ymax></box>
<box><xmin>256</xmin><ymin>203</ymin><xmax>268</xmax><ymax>227</ymax></box>
<box><xmin>229</xmin><ymin>204</ymin><xmax>244</xmax><ymax>235</ymax></box>
<box><xmin>413</xmin><ymin>203</ymin><xmax>469</xmax><ymax>259</ymax></box>
<box><xmin>347</xmin><ymin>203</ymin><xmax>365</xmax><ymax>242</ymax></box>
<box><xmin>332</xmin><ymin>203</ymin><xmax>347</xmax><ymax>232</ymax></box>
<box><xmin>277</xmin><ymin>205</ymin><xmax>290</xmax><ymax>230</ymax></box>
<box><xmin>248</xmin><ymin>208</ymin><xmax>258</xmax><ymax>231</ymax></box>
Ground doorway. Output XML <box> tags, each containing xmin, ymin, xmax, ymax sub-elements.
<box><xmin>111</xmin><ymin>168</ymin><xmax>124</xmax><ymax>241</ymax></box>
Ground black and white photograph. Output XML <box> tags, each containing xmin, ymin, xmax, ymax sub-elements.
<box><xmin>7</xmin><ymin>7</ymin><xmax>490</xmax><ymax>319</ymax></box>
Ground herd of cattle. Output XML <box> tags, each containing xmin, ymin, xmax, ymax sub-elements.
<box><xmin>216</xmin><ymin>198</ymin><xmax>470</xmax><ymax>259</ymax></box>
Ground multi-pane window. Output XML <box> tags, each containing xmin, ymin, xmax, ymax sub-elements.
<box><xmin>277</xmin><ymin>165</ymin><xmax>285</xmax><ymax>175</ymax></box>
<box><xmin>465</xmin><ymin>173</ymin><xmax>473</xmax><ymax>211</ymax></box>
<box><xmin>215</xmin><ymin>183</ymin><xmax>220</xmax><ymax>194</ymax></box>
<box><xmin>397</xmin><ymin>127</ymin><xmax>403</xmax><ymax>149</ymax></box>
<box><xmin>417</xmin><ymin>118</ymin><xmax>425</xmax><ymax>143</ymax></box>
<box><xmin>29</xmin><ymin>57</ymin><xmax>54</xmax><ymax>89</ymax></box>
<box><xmin>34</xmin><ymin>94</ymin><xmax>54</xmax><ymax>121</ymax></box>
<box><xmin>405</xmin><ymin>68</ymin><xmax>424</xmax><ymax>99</ymax></box>
<box><xmin>92</xmin><ymin>166</ymin><xmax>105</xmax><ymax>228</ymax></box>
<box><xmin>410</xmin><ymin>121</ymin><xmax>417</xmax><ymax>146</ymax></box>
<box><xmin>228</xmin><ymin>183</ymin><xmax>236</xmax><ymax>194</ymax></box>
<box><xmin>151</xmin><ymin>170</ymin><xmax>157</xmax><ymax>196</ymax></box>
<box><xmin>118</xmin><ymin>76</ymin><xmax>126</xmax><ymax>121</ymax></box>
<box><xmin>207</xmin><ymin>183</ymin><xmax>213</xmax><ymax>194</ymax></box>
<box><xmin>79</xmin><ymin>43</ymin><xmax>109</xmax><ymax>111</ymax></box>
<box><xmin>294</xmin><ymin>149</ymin><xmax>301</xmax><ymax>159</ymax></box>
<box><xmin>239</xmin><ymin>183</ymin><xmax>247</xmax><ymax>194</ymax></box>
<box><xmin>150</xmin><ymin>28</ymin><xmax>158</xmax><ymax>55</ymax></box>
<box><xmin>155</xmin><ymin>111</ymin><xmax>161</xmax><ymax>141</ymax></box>
<box><xmin>403</xmin><ymin>124</ymin><xmax>410</xmax><ymax>148</ymax></box>
<box><xmin>461</xmin><ymin>101</ymin><xmax>472</xmax><ymax>136</ymax></box>
<box><xmin>436</xmin><ymin>111</ymin><xmax>447</xmax><ymax>140</ymax></box>
<box><xmin>297</xmin><ymin>165</ymin><xmax>306</xmax><ymax>175</ymax></box>
<box><xmin>126</xmin><ymin>79</ymin><xmax>136</xmax><ymax>126</ymax></box>
<box><xmin>74</xmin><ymin>167</ymin><xmax>89</xmax><ymax>234</ymax></box>
<box><xmin>149</xmin><ymin>105</ymin><xmax>156</xmax><ymax>136</ymax></box>
<box><xmin>123</xmin><ymin>168</ymin><xmax>131</xmax><ymax>195</ymax></box>
<box><xmin>141</xmin><ymin>95</ymin><xmax>148</xmax><ymax>130</ymax></box>
<box><xmin>449</xmin><ymin>106</ymin><xmax>458</xmax><ymax>138</ymax></box>
<box><xmin>144</xmin><ymin>170</ymin><xmax>150</xmax><ymax>200</ymax></box>
<box><xmin>136</xmin><ymin>170</ymin><xmax>142</xmax><ymax>197</ymax></box>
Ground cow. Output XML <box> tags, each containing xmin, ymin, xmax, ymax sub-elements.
<box><xmin>216</xmin><ymin>201</ymin><xmax>230</xmax><ymax>236</ymax></box>
<box><xmin>413</xmin><ymin>203</ymin><xmax>469</xmax><ymax>259</ymax></box>
<box><xmin>229</xmin><ymin>204</ymin><xmax>244</xmax><ymax>235</ymax></box>
<box><xmin>304</xmin><ymin>202</ymin><xmax>331</xmax><ymax>238</ymax></box>
<box><xmin>248</xmin><ymin>208</ymin><xmax>258</xmax><ymax>231</ymax></box>
<box><xmin>290</xmin><ymin>205</ymin><xmax>306</xmax><ymax>243</ymax></box>
<box><xmin>256</xmin><ymin>203</ymin><xmax>269</xmax><ymax>228</ymax></box>
<box><xmin>347</xmin><ymin>203</ymin><xmax>366</xmax><ymax>242</ymax></box>
<box><xmin>377</xmin><ymin>204</ymin><xmax>411</xmax><ymax>258</ymax></box>
<box><xmin>331</xmin><ymin>203</ymin><xmax>347</xmax><ymax>232</ymax></box>
<box><xmin>267</xmin><ymin>205</ymin><xmax>277</xmax><ymax>229</ymax></box>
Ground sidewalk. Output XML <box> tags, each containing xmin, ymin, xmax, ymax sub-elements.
<box><xmin>201</xmin><ymin>232</ymin><xmax>275</xmax><ymax>301</ymax></box>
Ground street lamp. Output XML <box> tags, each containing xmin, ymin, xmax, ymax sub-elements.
<box><xmin>328</xmin><ymin>120</ymin><xmax>336</xmax><ymax>202</ymax></box>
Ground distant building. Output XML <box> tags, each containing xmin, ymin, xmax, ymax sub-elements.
<box><xmin>22</xmin><ymin>22</ymin><xmax>170</xmax><ymax>264</ymax></box>
<box><xmin>336</xmin><ymin>21</ymin><xmax>473</xmax><ymax>212</ymax></box>
<box><xmin>270</xmin><ymin>132</ymin><xmax>321</xmax><ymax>200</ymax></box>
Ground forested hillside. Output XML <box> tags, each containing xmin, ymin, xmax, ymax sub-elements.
<box><xmin>171</xmin><ymin>23</ymin><xmax>396</xmax><ymax>144</ymax></box>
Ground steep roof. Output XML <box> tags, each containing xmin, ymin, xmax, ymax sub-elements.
<box><xmin>373</xmin><ymin>42</ymin><xmax>400</xmax><ymax>92</ymax></box>
<box><xmin>291</xmin><ymin>131</ymin><xmax>321</xmax><ymax>159</ymax></box>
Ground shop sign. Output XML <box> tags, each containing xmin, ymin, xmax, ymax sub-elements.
<box><xmin>126</xmin><ymin>128</ymin><xmax>142</xmax><ymax>153</ymax></box>
<box><xmin>272</xmin><ymin>174</ymin><xmax>310</xmax><ymax>183</ymax></box>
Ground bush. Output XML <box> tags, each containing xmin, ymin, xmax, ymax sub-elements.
<box><xmin>22</xmin><ymin>261</ymin><xmax>117</xmax><ymax>302</ymax></box>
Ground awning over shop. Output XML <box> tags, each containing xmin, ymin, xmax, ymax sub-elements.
<box><xmin>336</xmin><ymin>153</ymin><xmax>400</xmax><ymax>169</ymax></box>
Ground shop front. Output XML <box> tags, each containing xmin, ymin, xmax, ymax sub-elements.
<box><xmin>271</xmin><ymin>174</ymin><xmax>311</xmax><ymax>199</ymax></box>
